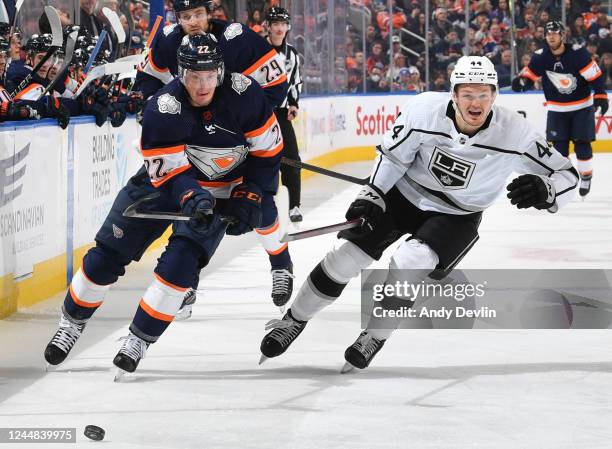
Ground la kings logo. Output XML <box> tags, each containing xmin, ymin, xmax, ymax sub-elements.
<box><xmin>428</xmin><ymin>146</ymin><xmax>475</xmax><ymax>190</ymax></box>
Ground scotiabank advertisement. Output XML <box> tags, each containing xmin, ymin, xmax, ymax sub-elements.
<box><xmin>295</xmin><ymin>92</ymin><xmax>612</xmax><ymax>161</ymax></box>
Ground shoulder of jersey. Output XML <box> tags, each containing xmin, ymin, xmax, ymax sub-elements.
<box><xmin>148</xmin><ymin>80</ymin><xmax>185</xmax><ymax>115</ymax></box>
<box><xmin>162</xmin><ymin>23</ymin><xmax>180</xmax><ymax>37</ymax></box>
<box><xmin>404</xmin><ymin>92</ymin><xmax>450</xmax><ymax>116</ymax></box>
<box><xmin>218</xmin><ymin>21</ymin><xmax>248</xmax><ymax>42</ymax></box>
<box><xmin>223</xmin><ymin>72</ymin><xmax>261</xmax><ymax>98</ymax></box>
<box><xmin>156</xmin><ymin>24</ymin><xmax>182</xmax><ymax>48</ymax></box>
<box><xmin>492</xmin><ymin>103</ymin><xmax>530</xmax><ymax>138</ymax></box>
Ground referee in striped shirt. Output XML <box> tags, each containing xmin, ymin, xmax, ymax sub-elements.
<box><xmin>265</xmin><ymin>7</ymin><xmax>304</xmax><ymax>222</ymax></box>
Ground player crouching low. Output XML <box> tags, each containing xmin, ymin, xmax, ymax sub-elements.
<box><xmin>259</xmin><ymin>56</ymin><xmax>579</xmax><ymax>372</ymax></box>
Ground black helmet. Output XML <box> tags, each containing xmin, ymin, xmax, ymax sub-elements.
<box><xmin>266</xmin><ymin>6</ymin><xmax>291</xmax><ymax>24</ymax></box>
<box><xmin>177</xmin><ymin>33</ymin><xmax>224</xmax><ymax>84</ymax></box>
<box><xmin>24</xmin><ymin>33</ymin><xmax>53</xmax><ymax>54</ymax></box>
<box><xmin>0</xmin><ymin>22</ymin><xmax>11</xmax><ymax>38</ymax></box>
<box><xmin>173</xmin><ymin>0</ymin><xmax>213</xmax><ymax>13</ymax></box>
<box><xmin>545</xmin><ymin>21</ymin><xmax>565</xmax><ymax>34</ymax></box>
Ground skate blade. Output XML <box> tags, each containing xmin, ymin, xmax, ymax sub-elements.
<box><xmin>114</xmin><ymin>368</ymin><xmax>127</xmax><ymax>382</ymax></box>
<box><xmin>278</xmin><ymin>305</ymin><xmax>285</xmax><ymax>314</ymax></box>
<box><xmin>258</xmin><ymin>354</ymin><xmax>268</xmax><ymax>365</ymax></box>
<box><xmin>45</xmin><ymin>363</ymin><xmax>52</xmax><ymax>372</ymax></box>
<box><xmin>340</xmin><ymin>362</ymin><xmax>356</xmax><ymax>374</ymax></box>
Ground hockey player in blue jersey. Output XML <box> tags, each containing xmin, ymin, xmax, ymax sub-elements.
<box><xmin>44</xmin><ymin>34</ymin><xmax>284</xmax><ymax>374</ymax></box>
<box><xmin>512</xmin><ymin>21</ymin><xmax>609</xmax><ymax>197</ymax></box>
<box><xmin>134</xmin><ymin>0</ymin><xmax>293</xmax><ymax>316</ymax></box>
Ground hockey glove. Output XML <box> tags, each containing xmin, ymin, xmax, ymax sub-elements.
<box><xmin>594</xmin><ymin>97</ymin><xmax>609</xmax><ymax>115</ymax></box>
<box><xmin>338</xmin><ymin>183</ymin><xmax>387</xmax><ymax>240</ymax></box>
<box><xmin>0</xmin><ymin>101</ymin><xmax>40</xmax><ymax>121</ymax></box>
<box><xmin>223</xmin><ymin>182</ymin><xmax>263</xmax><ymax>236</ymax></box>
<box><xmin>506</xmin><ymin>174</ymin><xmax>556</xmax><ymax>210</ymax></box>
<box><xmin>180</xmin><ymin>188</ymin><xmax>217</xmax><ymax>234</ymax></box>
<box><xmin>109</xmin><ymin>100</ymin><xmax>127</xmax><ymax>128</ymax></box>
<box><xmin>125</xmin><ymin>91</ymin><xmax>145</xmax><ymax>115</ymax></box>
<box><xmin>44</xmin><ymin>97</ymin><xmax>70</xmax><ymax>129</ymax></box>
<box><xmin>80</xmin><ymin>84</ymin><xmax>109</xmax><ymax>127</ymax></box>
<box><xmin>511</xmin><ymin>76</ymin><xmax>534</xmax><ymax>92</ymax></box>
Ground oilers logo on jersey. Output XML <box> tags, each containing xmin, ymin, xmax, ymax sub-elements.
<box><xmin>186</xmin><ymin>144</ymin><xmax>249</xmax><ymax>179</ymax></box>
<box><xmin>224</xmin><ymin>23</ymin><xmax>243</xmax><ymax>40</ymax></box>
<box><xmin>157</xmin><ymin>93</ymin><xmax>181</xmax><ymax>114</ymax></box>
<box><xmin>232</xmin><ymin>73</ymin><xmax>252</xmax><ymax>94</ymax></box>
<box><xmin>428</xmin><ymin>147</ymin><xmax>476</xmax><ymax>189</ymax></box>
<box><xmin>545</xmin><ymin>70</ymin><xmax>577</xmax><ymax>94</ymax></box>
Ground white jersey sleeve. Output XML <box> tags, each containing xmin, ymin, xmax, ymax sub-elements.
<box><xmin>369</xmin><ymin>100</ymin><xmax>422</xmax><ymax>193</ymax></box>
<box><xmin>512</xmin><ymin>122</ymin><xmax>579</xmax><ymax>210</ymax></box>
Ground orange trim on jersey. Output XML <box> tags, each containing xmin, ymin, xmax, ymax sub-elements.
<box><xmin>243</xmin><ymin>49</ymin><xmax>278</xmax><ymax>76</ymax></box>
<box><xmin>154</xmin><ymin>273</ymin><xmax>188</xmax><ymax>292</ymax></box>
<box><xmin>256</xmin><ymin>220</ymin><xmax>279</xmax><ymax>235</ymax></box>
<box><xmin>150</xmin><ymin>164</ymin><xmax>192</xmax><ymax>187</ymax></box>
<box><xmin>545</xmin><ymin>95</ymin><xmax>592</xmax><ymax>106</ymax></box>
<box><xmin>586</xmin><ymin>71</ymin><xmax>602</xmax><ymax>82</ymax></box>
<box><xmin>197</xmin><ymin>177</ymin><xmax>243</xmax><ymax>187</ymax></box>
<box><xmin>139</xmin><ymin>299</ymin><xmax>174</xmax><ymax>322</ymax></box>
<box><xmin>147</xmin><ymin>47</ymin><xmax>170</xmax><ymax>74</ymax></box>
<box><xmin>593</xmin><ymin>94</ymin><xmax>609</xmax><ymax>99</ymax></box>
<box><xmin>579</xmin><ymin>60</ymin><xmax>602</xmax><ymax>81</ymax></box>
<box><xmin>244</xmin><ymin>114</ymin><xmax>276</xmax><ymax>138</ymax></box>
<box><xmin>522</xmin><ymin>67</ymin><xmax>540</xmax><ymax>82</ymax></box>
<box><xmin>262</xmin><ymin>73</ymin><xmax>288</xmax><ymax>87</ymax></box>
<box><xmin>579</xmin><ymin>60</ymin><xmax>597</xmax><ymax>74</ymax></box>
<box><xmin>266</xmin><ymin>242</ymin><xmax>288</xmax><ymax>255</ymax></box>
<box><xmin>14</xmin><ymin>83</ymin><xmax>42</xmax><ymax>100</ymax></box>
<box><xmin>148</xmin><ymin>15</ymin><xmax>163</xmax><ymax>48</ymax></box>
<box><xmin>141</xmin><ymin>144</ymin><xmax>186</xmax><ymax>157</ymax></box>
<box><xmin>69</xmin><ymin>284</ymin><xmax>103</xmax><ymax>308</ymax></box>
<box><xmin>251</xmin><ymin>141</ymin><xmax>283</xmax><ymax>158</ymax></box>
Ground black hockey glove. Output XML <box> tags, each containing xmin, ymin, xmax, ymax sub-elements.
<box><xmin>594</xmin><ymin>97</ymin><xmax>609</xmax><ymax>115</ymax></box>
<box><xmin>125</xmin><ymin>91</ymin><xmax>145</xmax><ymax>115</ymax></box>
<box><xmin>0</xmin><ymin>101</ymin><xmax>40</xmax><ymax>121</ymax></box>
<box><xmin>179</xmin><ymin>188</ymin><xmax>218</xmax><ymax>235</ymax></box>
<box><xmin>223</xmin><ymin>182</ymin><xmax>263</xmax><ymax>236</ymax></box>
<box><xmin>44</xmin><ymin>97</ymin><xmax>70</xmax><ymax>129</ymax></box>
<box><xmin>80</xmin><ymin>84</ymin><xmax>109</xmax><ymax>127</ymax></box>
<box><xmin>338</xmin><ymin>183</ymin><xmax>387</xmax><ymax>240</ymax></box>
<box><xmin>506</xmin><ymin>174</ymin><xmax>556</xmax><ymax>210</ymax></box>
<box><xmin>511</xmin><ymin>76</ymin><xmax>534</xmax><ymax>92</ymax></box>
<box><xmin>109</xmin><ymin>100</ymin><xmax>127</xmax><ymax>128</ymax></box>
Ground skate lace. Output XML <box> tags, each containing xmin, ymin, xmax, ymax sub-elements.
<box><xmin>265</xmin><ymin>316</ymin><xmax>302</xmax><ymax>346</ymax></box>
<box><xmin>50</xmin><ymin>315</ymin><xmax>84</xmax><ymax>354</ymax></box>
<box><xmin>117</xmin><ymin>334</ymin><xmax>148</xmax><ymax>362</ymax></box>
<box><xmin>271</xmin><ymin>269</ymin><xmax>295</xmax><ymax>295</ymax></box>
<box><xmin>354</xmin><ymin>332</ymin><xmax>382</xmax><ymax>358</ymax></box>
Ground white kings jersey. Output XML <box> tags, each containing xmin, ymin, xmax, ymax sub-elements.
<box><xmin>370</xmin><ymin>92</ymin><xmax>578</xmax><ymax>215</ymax></box>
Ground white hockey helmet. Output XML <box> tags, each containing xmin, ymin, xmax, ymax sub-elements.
<box><xmin>450</xmin><ymin>56</ymin><xmax>498</xmax><ymax>92</ymax></box>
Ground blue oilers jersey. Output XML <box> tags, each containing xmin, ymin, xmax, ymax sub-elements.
<box><xmin>521</xmin><ymin>45</ymin><xmax>606</xmax><ymax>112</ymax></box>
<box><xmin>136</xmin><ymin>19</ymin><xmax>288</xmax><ymax>107</ymax></box>
<box><xmin>140</xmin><ymin>72</ymin><xmax>283</xmax><ymax>202</ymax></box>
<box><xmin>6</xmin><ymin>60</ymin><xmax>48</xmax><ymax>100</ymax></box>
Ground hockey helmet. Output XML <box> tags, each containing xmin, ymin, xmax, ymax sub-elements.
<box><xmin>173</xmin><ymin>0</ymin><xmax>213</xmax><ymax>13</ymax></box>
<box><xmin>450</xmin><ymin>55</ymin><xmax>498</xmax><ymax>92</ymax></box>
<box><xmin>177</xmin><ymin>33</ymin><xmax>224</xmax><ymax>85</ymax></box>
<box><xmin>545</xmin><ymin>21</ymin><xmax>565</xmax><ymax>35</ymax></box>
<box><xmin>24</xmin><ymin>33</ymin><xmax>53</xmax><ymax>54</ymax></box>
<box><xmin>0</xmin><ymin>22</ymin><xmax>11</xmax><ymax>38</ymax></box>
<box><xmin>266</xmin><ymin>7</ymin><xmax>291</xmax><ymax>25</ymax></box>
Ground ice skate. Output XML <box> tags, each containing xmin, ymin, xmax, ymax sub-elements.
<box><xmin>175</xmin><ymin>288</ymin><xmax>197</xmax><ymax>321</ymax></box>
<box><xmin>44</xmin><ymin>313</ymin><xmax>87</xmax><ymax>366</ymax></box>
<box><xmin>341</xmin><ymin>331</ymin><xmax>386</xmax><ymax>373</ymax></box>
<box><xmin>289</xmin><ymin>206</ymin><xmax>303</xmax><ymax>223</ymax></box>
<box><xmin>579</xmin><ymin>174</ymin><xmax>592</xmax><ymax>198</ymax></box>
<box><xmin>113</xmin><ymin>332</ymin><xmax>149</xmax><ymax>381</ymax></box>
<box><xmin>271</xmin><ymin>263</ymin><xmax>295</xmax><ymax>310</ymax></box>
<box><xmin>259</xmin><ymin>309</ymin><xmax>307</xmax><ymax>364</ymax></box>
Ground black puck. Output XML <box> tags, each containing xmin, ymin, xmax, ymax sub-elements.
<box><xmin>84</xmin><ymin>425</ymin><xmax>105</xmax><ymax>441</ymax></box>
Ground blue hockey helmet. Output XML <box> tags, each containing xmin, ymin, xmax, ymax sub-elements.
<box><xmin>177</xmin><ymin>33</ymin><xmax>224</xmax><ymax>85</ymax></box>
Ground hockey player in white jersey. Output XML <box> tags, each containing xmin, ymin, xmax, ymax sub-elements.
<box><xmin>259</xmin><ymin>55</ymin><xmax>579</xmax><ymax>371</ymax></box>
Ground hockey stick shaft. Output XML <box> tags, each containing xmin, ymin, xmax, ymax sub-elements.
<box><xmin>280</xmin><ymin>218</ymin><xmax>364</xmax><ymax>243</ymax></box>
<box><xmin>281</xmin><ymin>157</ymin><xmax>369</xmax><ymax>185</ymax></box>
<box><xmin>36</xmin><ymin>31</ymin><xmax>78</xmax><ymax>99</ymax></box>
<box><xmin>83</xmin><ymin>29</ymin><xmax>108</xmax><ymax>75</ymax></box>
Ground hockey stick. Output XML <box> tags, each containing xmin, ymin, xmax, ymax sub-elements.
<box><xmin>279</xmin><ymin>218</ymin><xmax>364</xmax><ymax>243</ymax></box>
<box><xmin>82</xmin><ymin>29</ymin><xmax>108</xmax><ymax>75</ymax></box>
<box><xmin>122</xmin><ymin>192</ymin><xmax>237</xmax><ymax>224</ymax></box>
<box><xmin>72</xmin><ymin>55</ymin><xmax>142</xmax><ymax>98</ymax></box>
<box><xmin>36</xmin><ymin>30</ymin><xmax>79</xmax><ymax>99</ymax></box>
<box><xmin>9</xmin><ymin>6</ymin><xmax>63</xmax><ymax>99</ymax></box>
<box><xmin>281</xmin><ymin>157</ymin><xmax>369</xmax><ymax>185</ymax></box>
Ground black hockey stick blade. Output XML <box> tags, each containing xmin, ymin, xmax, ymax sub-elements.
<box><xmin>280</xmin><ymin>218</ymin><xmax>365</xmax><ymax>243</ymax></box>
<box><xmin>281</xmin><ymin>157</ymin><xmax>369</xmax><ymax>185</ymax></box>
<box><xmin>122</xmin><ymin>192</ymin><xmax>236</xmax><ymax>224</ymax></box>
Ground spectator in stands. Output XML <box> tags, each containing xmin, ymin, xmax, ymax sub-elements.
<box><xmin>212</xmin><ymin>5</ymin><xmax>228</xmax><ymax>20</ymax></box>
<box><xmin>491</xmin><ymin>0</ymin><xmax>512</xmax><ymax>28</ymax></box>
<box><xmin>601</xmin><ymin>52</ymin><xmax>612</xmax><ymax>89</ymax></box>
<box><xmin>405</xmin><ymin>65</ymin><xmax>425</xmax><ymax>92</ymax></box>
<box><xmin>366</xmin><ymin>61</ymin><xmax>389</xmax><ymax>92</ymax></box>
<box><xmin>387</xmin><ymin>51</ymin><xmax>408</xmax><ymax>83</ymax></box>
<box><xmin>367</xmin><ymin>41</ymin><xmax>386</xmax><ymax>72</ymax></box>
<box><xmin>495</xmin><ymin>49</ymin><xmax>512</xmax><ymax>87</ymax></box>
<box><xmin>365</xmin><ymin>24</ymin><xmax>380</xmax><ymax>55</ymax></box>
<box><xmin>375</xmin><ymin>1</ymin><xmax>407</xmax><ymax>39</ymax></box>
<box><xmin>432</xmin><ymin>8</ymin><xmax>453</xmax><ymax>44</ymax></box>
<box><xmin>406</xmin><ymin>11</ymin><xmax>426</xmax><ymax>53</ymax></box>
<box><xmin>433</xmin><ymin>29</ymin><xmax>461</xmax><ymax>70</ymax></box>
<box><xmin>395</xmin><ymin>66</ymin><xmax>411</xmax><ymax>90</ymax></box>
<box><xmin>569</xmin><ymin>15</ymin><xmax>589</xmax><ymax>46</ymax></box>
<box><xmin>81</xmin><ymin>0</ymin><xmax>104</xmax><ymax>37</ymax></box>
<box><xmin>588</xmin><ymin>12</ymin><xmax>610</xmax><ymax>40</ymax></box>
<box><xmin>431</xmin><ymin>70</ymin><xmax>449</xmax><ymax>91</ymax></box>
<box><xmin>388</xmin><ymin>34</ymin><xmax>402</xmax><ymax>59</ymax></box>
<box><xmin>483</xmin><ymin>23</ymin><xmax>504</xmax><ymax>58</ymax></box>
<box><xmin>249</xmin><ymin>9</ymin><xmax>263</xmax><ymax>29</ymax></box>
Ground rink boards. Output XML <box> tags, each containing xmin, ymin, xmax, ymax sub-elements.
<box><xmin>0</xmin><ymin>92</ymin><xmax>611</xmax><ymax>317</ymax></box>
